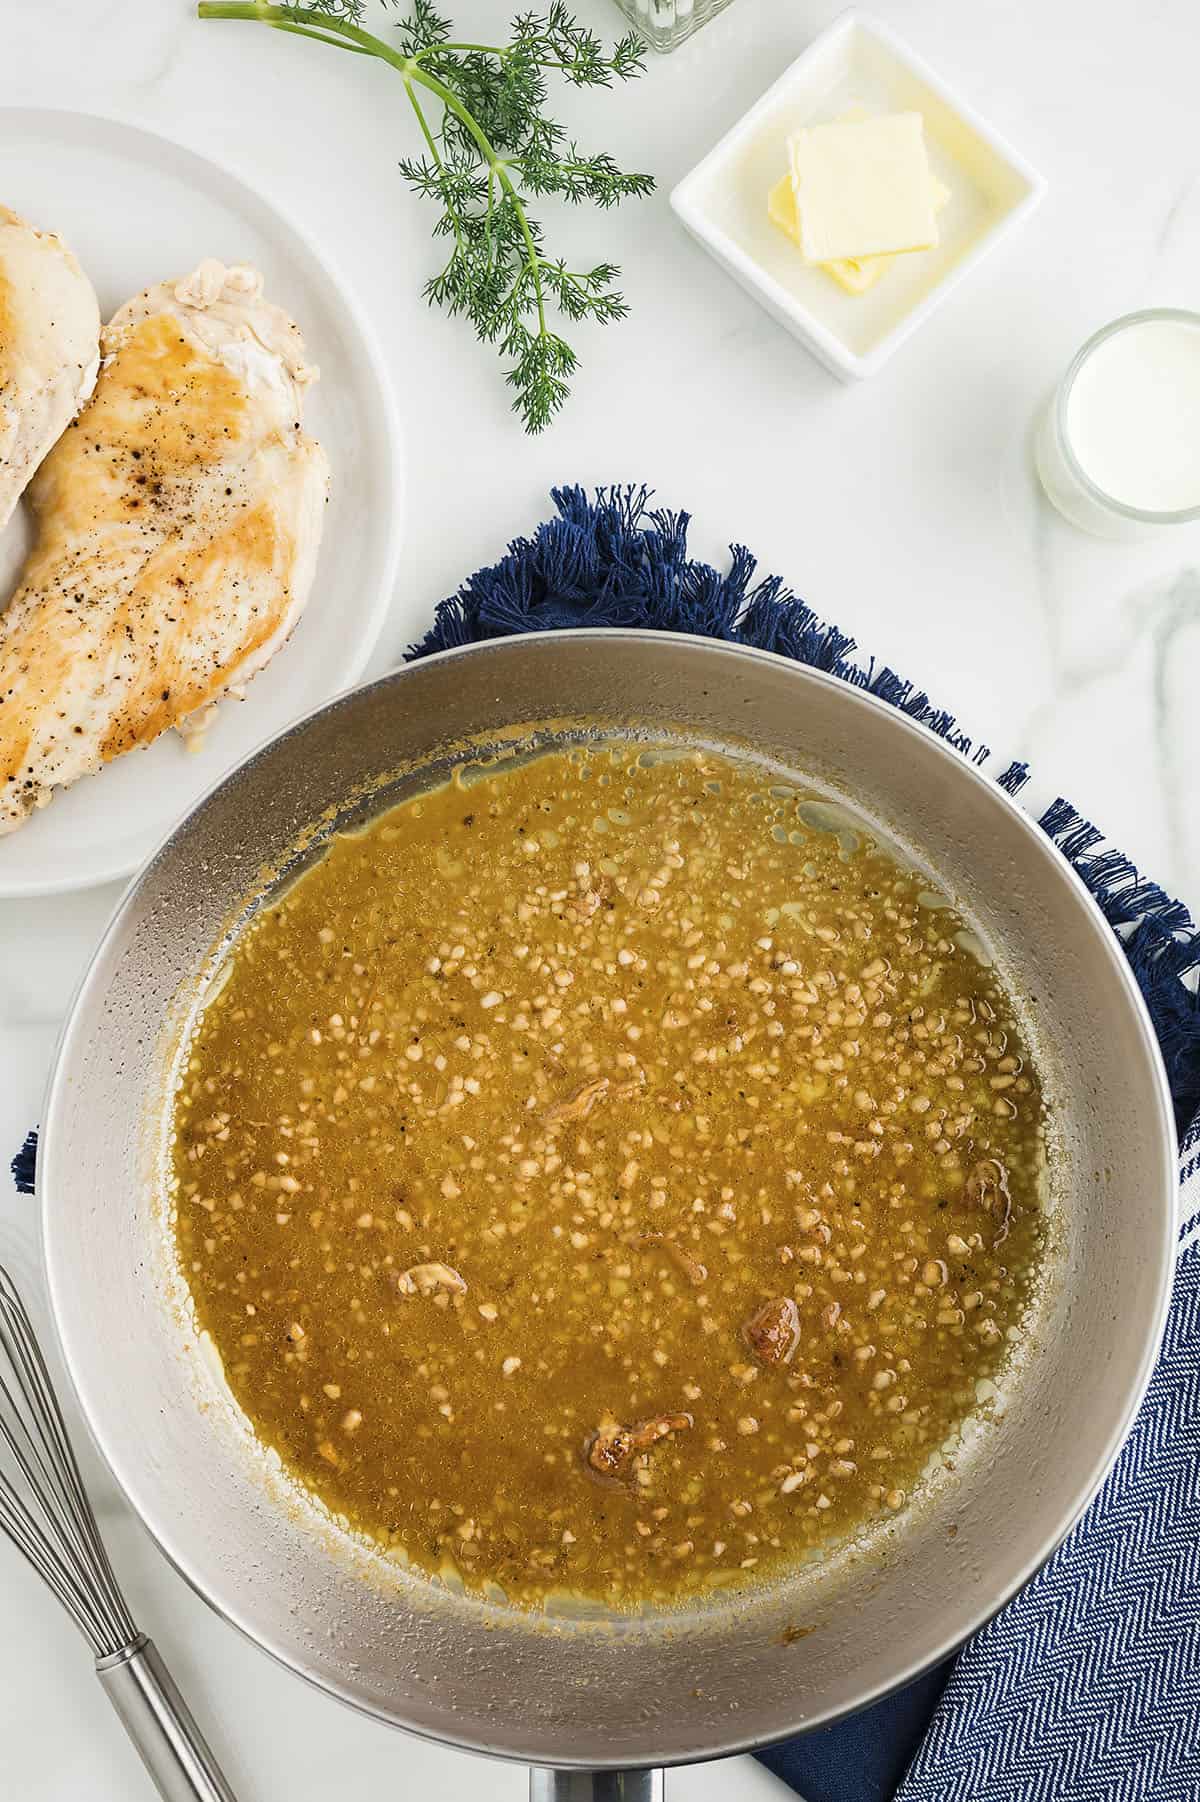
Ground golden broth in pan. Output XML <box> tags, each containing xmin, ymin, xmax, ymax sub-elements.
<box><xmin>171</xmin><ymin>741</ymin><xmax>1045</xmax><ymax>1608</ymax></box>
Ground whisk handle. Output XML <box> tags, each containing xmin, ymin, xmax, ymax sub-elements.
<box><xmin>96</xmin><ymin>1636</ymin><xmax>239</xmax><ymax>1802</ymax></box>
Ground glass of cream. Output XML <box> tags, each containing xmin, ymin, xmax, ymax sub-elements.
<box><xmin>1036</xmin><ymin>308</ymin><xmax>1200</xmax><ymax>538</ymax></box>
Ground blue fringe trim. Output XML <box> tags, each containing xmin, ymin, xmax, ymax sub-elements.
<box><xmin>11</xmin><ymin>1129</ymin><xmax>37</xmax><ymax>1195</ymax></box>
<box><xmin>409</xmin><ymin>485</ymin><xmax>992</xmax><ymax>764</ymax></box>
<box><xmin>999</xmin><ymin>761</ymin><xmax>1031</xmax><ymax>796</ymax></box>
<box><xmin>12</xmin><ymin>488</ymin><xmax>1199</xmax><ymax>1196</ymax></box>
<box><xmin>1038</xmin><ymin>801</ymin><xmax>1200</xmax><ymax>1130</ymax></box>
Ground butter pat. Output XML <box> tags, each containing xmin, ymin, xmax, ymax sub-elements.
<box><xmin>767</xmin><ymin>175</ymin><xmax>888</xmax><ymax>294</ymax></box>
<box><xmin>788</xmin><ymin>112</ymin><xmax>938</xmax><ymax>265</ymax></box>
<box><xmin>768</xmin><ymin>169</ymin><xmax>951</xmax><ymax>294</ymax></box>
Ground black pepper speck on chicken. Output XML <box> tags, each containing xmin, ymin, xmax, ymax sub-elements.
<box><xmin>0</xmin><ymin>258</ymin><xmax>328</xmax><ymax>833</ymax></box>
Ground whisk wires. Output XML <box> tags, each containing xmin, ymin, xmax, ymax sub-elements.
<box><xmin>0</xmin><ymin>1265</ymin><xmax>137</xmax><ymax>1657</ymax></box>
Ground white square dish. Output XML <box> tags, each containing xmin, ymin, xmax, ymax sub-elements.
<box><xmin>669</xmin><ymin>10</ymin><xmax>1046</xmax><ymax>380</ymax></box>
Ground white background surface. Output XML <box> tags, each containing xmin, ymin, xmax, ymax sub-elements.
<box><xmin>2</xmin><ymin>1</ymin><xmax>1198</xmax><ymax>1797</ymax></box>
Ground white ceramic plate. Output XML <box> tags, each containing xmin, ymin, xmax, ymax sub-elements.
<box><xmin>0</xmin><ymin>109</ymin><xmax>403</xmax><ymax>897</ymax></box>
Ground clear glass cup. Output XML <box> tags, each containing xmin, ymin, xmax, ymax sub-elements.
<box><xmin>611</xmin><ymin>0</ymin><xmax>740</xmax><ymax>53</ymax></box>
<box><xmin>1035</xmin><ymin>308</ymin><xmax>1200</xmax><ymax>540</ymax></box>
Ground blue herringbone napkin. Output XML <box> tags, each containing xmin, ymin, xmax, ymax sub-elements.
<box><xmin>893</xmin><ymin>1131</ymin><xmax>1200</xmax><ymax>1802</ymax></box>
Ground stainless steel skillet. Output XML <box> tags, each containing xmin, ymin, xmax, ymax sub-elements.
<box><xmin>38</xmin><ymin>632</ymin><xmax>1176</xmax><ymax>1799</ymax></box>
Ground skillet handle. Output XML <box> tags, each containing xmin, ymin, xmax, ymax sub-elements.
<box><xmin>530</xmin><ymin>1771</ymin><xmax>664</xmax><ymax>1802</ymax></box>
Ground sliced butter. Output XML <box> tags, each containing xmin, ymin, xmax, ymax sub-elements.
<box><xmin>768</xmin><ymin>169</ymin><xmax>950</xmax><ymax>295</ymax></box>
<box><xmin>787</xmin><ymin>111</ymin><xmax>938</xmax><ymax>266</ymax></box>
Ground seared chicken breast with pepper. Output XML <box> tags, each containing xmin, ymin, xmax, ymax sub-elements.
<box><xmin>0</xmin><ymin>205</ymin><xmax>100</xmax><ymax>531</ymax></box>
<box><xmin>0</xmin><ymin>258</ymin><xmax>329</xmax><ymax>835</ymax></box>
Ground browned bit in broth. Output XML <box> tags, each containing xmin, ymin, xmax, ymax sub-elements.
<box><xmin>171</xmin><ymin>742</ymin><xmax>1045</xmax><ymax>1608</ymax></box>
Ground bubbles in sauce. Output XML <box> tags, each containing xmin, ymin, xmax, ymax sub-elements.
<box><xmin>172</xmin><ymin>742</ymin><xmax>1046</xmax><ymax>1609</ymax></box>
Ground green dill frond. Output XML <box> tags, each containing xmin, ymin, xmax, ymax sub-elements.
<box><xmin>199</xmin><ymin>0</ymin><xmax>655</xmax><ymax>432</ymax></box>
<box><xmin>505</xmin><ymin>323</ymin><xmax>577</xmax><ymax>434</ymax></box>
<box><xmin>393</xmin><ymin>0</ymin><xmax>453</xmax><ymax>56</ymax></box>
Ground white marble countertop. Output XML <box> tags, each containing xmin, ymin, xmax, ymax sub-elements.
<box><xmin>1</xmin><ymin>0</ymin><xmax>1198</xmax><ymax>1796</ymax></box>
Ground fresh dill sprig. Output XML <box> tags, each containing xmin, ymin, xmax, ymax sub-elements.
<box><xmin>197</xmin><ymin>0</ymin><xmax>654</xmax><ymax>432</ymax></box>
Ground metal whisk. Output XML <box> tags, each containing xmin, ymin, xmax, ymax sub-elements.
<box><xmin>0</xmin><ymin>1263</ymin><xmax>239</xmax><ymax>1802</ymax></box>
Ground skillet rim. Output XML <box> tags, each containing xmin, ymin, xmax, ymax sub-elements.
<box><xmin>38</xmin><ymin>629</ymin><xmax>1179</xmax><ymax>1768</ymax></box>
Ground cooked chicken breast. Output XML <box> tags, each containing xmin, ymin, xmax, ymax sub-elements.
<box><xmin>0</xmin><ymin>205</ymin><xmax>100</xmax><ymax>531</ymax></box>
<box><xmin>0</xmin><ymin>259</ymin><xmax>329</xmax><ymax>835</ymax></box>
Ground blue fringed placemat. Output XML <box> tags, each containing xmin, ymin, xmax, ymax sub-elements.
<box><xmin>13</xmin><ymin>485</ymin><xmax>1200</xmax><ymax>1801</ymax></box>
